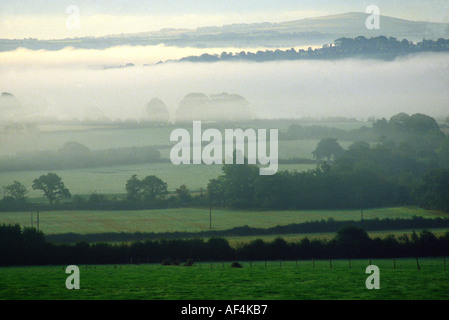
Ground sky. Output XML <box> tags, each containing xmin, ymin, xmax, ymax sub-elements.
<box><xmin>1</xmin><ymin>0</ymin><xmax>448</xmax><ymax>39</ymax></box>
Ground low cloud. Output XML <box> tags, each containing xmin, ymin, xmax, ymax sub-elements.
<box><xmin>0</xmin><ymin>49</ymin><xmax>448</xmax><ymax>123</ymax></box>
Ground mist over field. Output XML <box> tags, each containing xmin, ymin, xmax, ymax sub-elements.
<box><xmin>3</xmin><ymin>1</ymin><xmax>449</xmax><ymax>304</ymax></box>
<box><xmin>0</xmin><ymin>47</ymin><xmax>448</xmax><ymax>125</ymax></box>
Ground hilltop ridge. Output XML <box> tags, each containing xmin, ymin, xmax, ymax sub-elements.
<box><xmin>1</xmin><ymin>12</ymin><xmax>448</xmax><ymax>51</ymax></box>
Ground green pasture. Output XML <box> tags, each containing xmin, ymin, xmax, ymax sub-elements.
<box><xmin>0</xmin><ymin>125</ymin><xmax>174</xmax><ymax>157</ymax></box>
<box><xmin>0</xmin><ymin>207</ymin><xmax>446</xmax><ymax>235</ymax></box>
<box><xmin>0</xmin><ymin>163</ymin><xmax>316</xmax><ymax>197</ymax></box>
<box><xmin>0</xmin><ymin>121</ymin><xmax>361</xmax><ymax>197</ymax></box>
<box><xmin>1</xmin><ymin>120</ymin><xmax>361</xmax><ymax>160</ymax></box>
<box><xmin>0</xmin><ymin>257</ymin><xmax>448</xmax><ymax>300</ymax></box>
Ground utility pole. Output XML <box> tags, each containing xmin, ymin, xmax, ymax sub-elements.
<box><xmin>36</xmin><ymin>211</ymin><xmax>40</xmax><ymax>232</ymax></box>
<box><xmin>209</xmin><ymin>202</ymin><xmax>212</xmax><ymax>229</ymax></box>
<box><xmin>360</xmin><ymin>194</ymin><xmax>364</xmax><ymax>222</ymax></box>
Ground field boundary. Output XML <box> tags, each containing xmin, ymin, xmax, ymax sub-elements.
<box><xmin>44</xmin><ymin>216</ymin><xmax>449</xmax><ymax>243</ymax></box>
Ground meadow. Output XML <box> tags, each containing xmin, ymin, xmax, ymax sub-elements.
<box><xmin>1</xmin><ymin>122</ymin><xmax>448</xmax><ymax>302</ymax></box>
<box><xmin>0</xmin><ymin>120</ymin><xmax>367</xmax><ymax>157</ymax></box>
<box><xmin>1</xmin><ymin>258</ymin><xmax>448</xmax><ymax>300</ymax></box>
<box><xmin>0</xmin><ymin>120</ymin><xmax>359</xmax><ymax>196</ymax></box>
<box><xmin>0</xmin><ymin>207</ymin><xmax>445</xmax><ymax>235</ymax></box>
<box><xmin>0</xmin><ymin>163</ymin><xmax>316</xmax><ymax>197</ymax></box>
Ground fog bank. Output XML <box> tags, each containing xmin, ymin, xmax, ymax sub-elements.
<box><xmin>0</xmin><ymin>50</ymin><xmax>448</xmax><ymax>122</ymax></box>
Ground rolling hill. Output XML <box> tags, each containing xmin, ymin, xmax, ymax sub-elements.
<box><xmin>1</xmin><ymin>12</ymin><xmax>448</xmax><ymax>51</ymax></box>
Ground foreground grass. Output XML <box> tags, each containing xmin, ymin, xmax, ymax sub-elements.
<box><xmin>1</xmin><ymin>258</ymin><xmax>448</xmax><ymax>300</ymax></box>
<box><xmin>0</xmin><ymin>207</ymin><xmax>446</xmax><ymax>235</ymax></box>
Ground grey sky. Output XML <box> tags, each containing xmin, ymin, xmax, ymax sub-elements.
<box><xmin>0</xmin><ymin>0</ymin><xmax>447</xmax><ymax>19</ymax></box>
<box><xmin>1</xmin><ymin>1</ymin><xmax>448</xmax><ymax>39</ymax></box>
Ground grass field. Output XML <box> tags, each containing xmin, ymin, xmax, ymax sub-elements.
<box><xmin>0</xmin><ymin>207</ymin><xmax>446</xmax><ymax>235</ymax></box>
<box><xmin>0</xmin><ymin>121</ymin><xmax>368</xmax><ymax>157</ymax></box>
<box><xmin>1</xmin><ymin>258</ymin><xmax>448</xmax><ymax>300</ymax></box>
<box><xmin>0</xmin><ymin>122</ymin><xmax>358</xmax><ymax>197</ymax></box>
<box><xmin>0</xmin><ymin>163</ymin><xmax>316</xmax><ymax>197</ymax></box>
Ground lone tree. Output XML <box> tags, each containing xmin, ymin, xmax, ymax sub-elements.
<box><xmin>3</xmin><ymin>181</ymin><xmax>28</xmax><ymax>203</ymax></box>
<box><xmin>312</xmin><ymin>138</ymin><xmax>345</xmax><ymax>161</ymax></box>
<box><xmin>32</xmin><ymin>173</ymin><xmax>71</xmax><ymax>204</ymax></box>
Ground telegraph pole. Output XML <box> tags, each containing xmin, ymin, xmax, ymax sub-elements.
<box><xmin>360</xmin><ymin>194</ymin><xmax>364</xmax><ymax>221</ymax></box>
<box><xmin>209</xmin><ymin>202</ymin><xmax>212</xmax><ymax>229</ymax></box>
<box><xmin>36</xmin><ymin>211</ymin><xmax>40</xmax><ymax>232</ymax></box>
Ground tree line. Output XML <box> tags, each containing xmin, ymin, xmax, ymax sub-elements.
<box><xmin>1</xmin><ymin>224</ymin><xmax>449</xmax><ymax>266</ymax></box>
<box><xmin>2</xmin><ymin>164</ymin><xmax>408</xmax><ymax>211</ymax></box>
<box><xmin>205</xmin><ymin>157</ymin><xmax>448</xmax><ymax>212</ymax></box>
<box><xmin>207</xmin><ymin>163</ymin><xmax>410</xmax><ymax>210</ymax></box>
<box><xmin>175</xmin><ymin>36</ymin><xmax>449</xmax><ymax>63</ymax></box>
<box><xmin>1</xmin><ymin>154</ymin><xmax>448</xmax><ymax>213</ymax></box>
<box><xmin>0</xmin><ymin>142</ymin><xmax>164</xmax><ymax>172</ymax></box>
<box><xmin>205</xmin><ymin>112</ymin><xmax>449</xmax><ymax>211</ymax></box>
<box><xmin>0</xmin><ymin>170</ymin><xmax>200</xmax><ymax>211</ymax></box>
<box><xmin>45</xmin><ymin>216</ymin><xmax>449</xmax><ymax>244</ymax></box>
<box><xmin>1</xmin><ymin>112</ymin><xmax>448</xmax><ymax>212</ymax></box>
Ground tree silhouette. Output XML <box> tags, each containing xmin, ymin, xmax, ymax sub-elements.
<box><xmin>175</xmin><ymin>184</ymin><xmax>192</xmax><ymax>203</ymax></box>
<box><xmin>3</xmin><ymin>181</ymin><xmax>28</xmax><ymax>203</ymax></box>
<box><xmin>207</xmin><ymin>177</ymin><xmax>225</xmax><ymax>206</ymax></box>
<box><xmin>312</xmin><ymin>138</ymin><xmax>345</xmax><ymax>161</ymax></box>
<box><xmin>32</xmin><ymin>173</ymin><xmax>71</xmax><ymax>204</ymax></box>
<box><xmin>125</xmin><ymin>175</ymin><xmax>168</xmax><ymax>203</ymax></box>
<box><xmin>141</xmin><ymin>175</ymin><xmax>168</xmax><ymax>202</ymax></box>
<box><xmin>125</xmin><ymin>174</ymin><xmax>142</xmax><ymax>202</ymax></box>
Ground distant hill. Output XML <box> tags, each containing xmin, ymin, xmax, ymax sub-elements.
<box><xmin>277</xmin><ymin>12</ymin><xmax>449</xmax><ymax>40</ymax></box>
<box><xmin>1</xmin><ymin>12</ymin><xmax>448</xmax><ymax>52</ymax></box>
